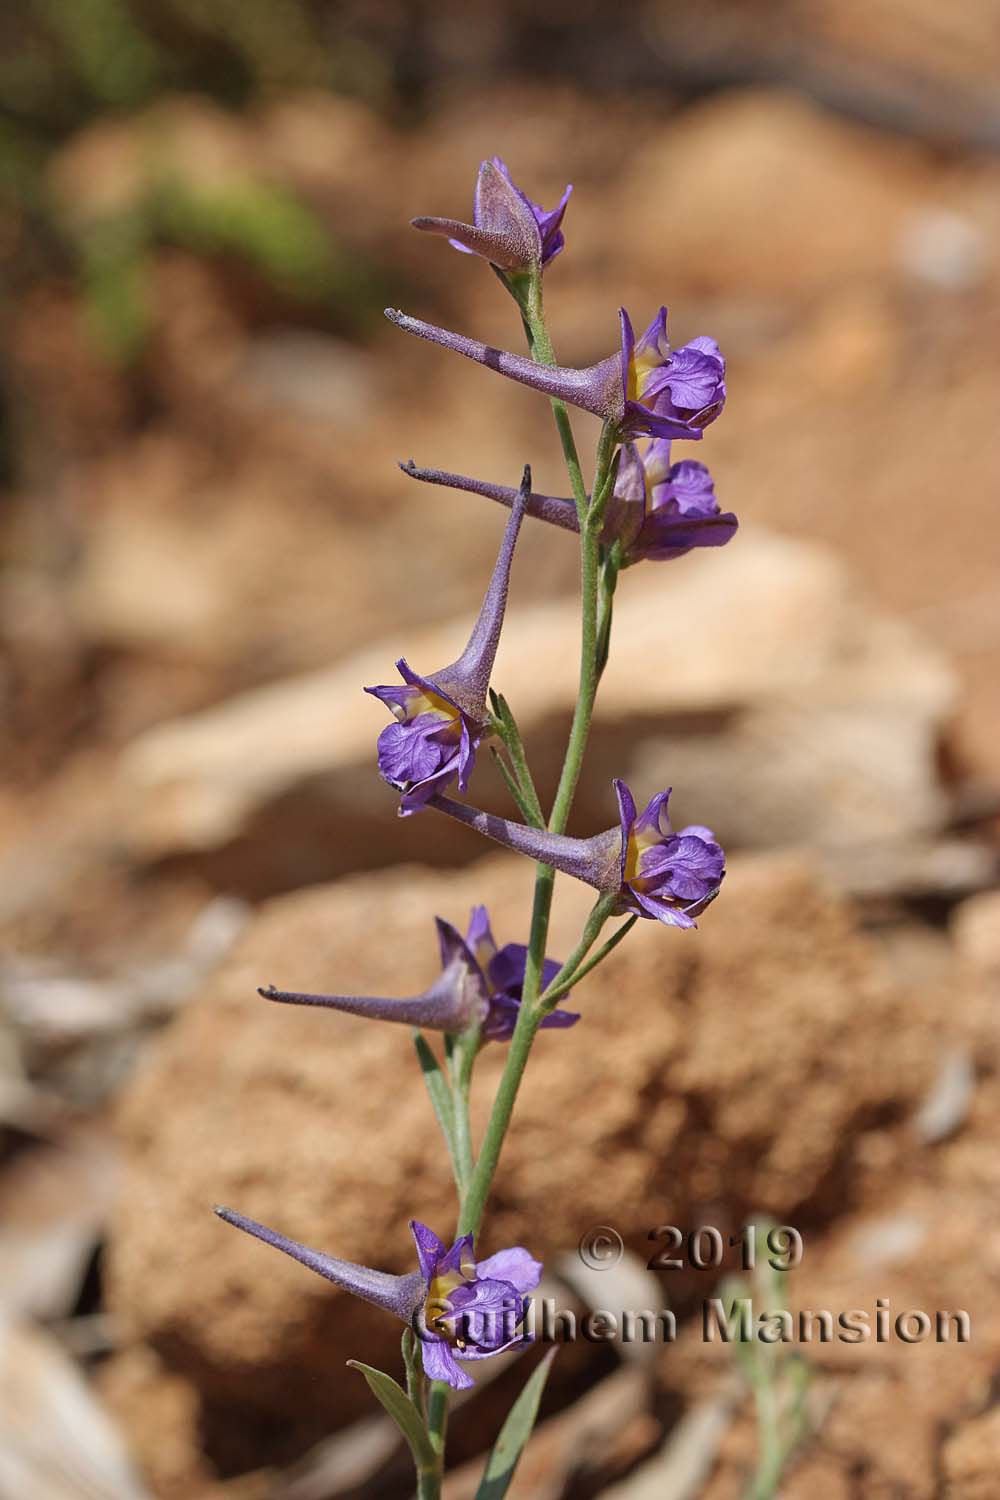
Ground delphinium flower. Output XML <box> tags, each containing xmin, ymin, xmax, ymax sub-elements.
<box><xmin>465</xmin><ymin>905</ymin><xmax>580</xmax><ymax>1040</ymax></box>
<box><xmin>430</xmin><ymin>780</ymin><xmax>725</xmax><ymax>929</ymax></box>
<box><xmin>259</xmin><ymin>906</ymin><xmax>579</xmax><ymax>1040</ymax></box>
<box><xmin>366</xmin><ymin>476</ymin><xmax>528</xmax><ymax>813</ymax></box>
<box><xmin>215</xmin><ymin>1208</ymin><xmax>541</xmax><ymax>1390</ymax></box>
<box><xmin>411</xmin><ymin>157</ymin><xmax>572</xmax><ymax>271</ymax></box>
<box><xmin>384</xmin><ymin>305</ymin><xmax>726</xmax><ymax>443</ymax></box>
<box><xmin>400</xmin><ymin>437</ymin><xmax>737</xmax><ymax>565</ymax></box>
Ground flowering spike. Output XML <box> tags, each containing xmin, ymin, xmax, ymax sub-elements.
<box><xmin>215</xmin><ymin>1207</ymin><xmax>541</xmax><ymax>1391</ymax></box>
<box><xmin>430</xmin><ymin>780</ymin><xmax>725</xmax><ymax>927</ymax></box>
<box><xmin>385</xmin><ymin>306</ymin><xmax>726</xmax><ymax>442</ymax></box>
<box><xmin>257</xmin><ymin>909</ymin><xmax>576</xmax><ymax>1042</ymax></box>
<box><xmin>365</xmin><ymin>474</ymin><xmax>528</xmax><ymax>813</ymax></box>
<box><xmin>214</xmin><ymin>1207</ymin><xmax>426</xmax><ymax>1322</ymax></box>
<box><xmin>411</xmin><ymin>158</ymin><xmax>571</xmax><ymax>272</ymax></box>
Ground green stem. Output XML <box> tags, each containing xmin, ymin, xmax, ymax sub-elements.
<box><xmin>426</xmin><ymin>271</ymin><xmax>625</xmax><ymax>1487</ymax></box>
<box><xmin>750</xmin><ymin>1366</ymin><xmax>785</xmax><ymax>1500</ymax></box>
<box><xmin>490</xmin><ymin>745</ymin><xmax>540</xmax><ymax>826</ymax></box>
<box><xmin>457</xmin><ymin>272</ymin><xmax>620</xmax><ymax>1243</ymax></box>
<box><xmin>491</xmin><ymin>694</ymin><xmax>546</xmax><ymax>826</ymax></box>
<box><xmin>520</xmin><ymin>270</ymin><xmax>588</xmax><ymax>518</ymax></box>
<box><xmin>402</xmin><ymin>1329</ymin><xmax>426</xmax><ymax>1421</ymax></box>
<box><xmin>542</xmin><ymin>912</ymin><xmax>637</xmax><ymax>1007</ymax></box>
<box><xmin>451</xmin><ymin>1023</ymin><xmax>480</xmax><ymax>1195</ymax></box>
<box><xmin>422</xmin><ymin>1376</ymin><xmax>449</xmax><ymax>1500</ymax></box>
<box><xmin>536</xmin><ymin>891</ymin><xmax>616</xmax><ymax>1009</ymax></box>
<box><xmin>457</xmin><ymin>435</ymin><xmax>615</xmax><ymax>1243</ymax></box>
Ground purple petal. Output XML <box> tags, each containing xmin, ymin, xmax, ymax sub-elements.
<box><xmin>633</xmin><ymin>307</ymin><xmax>670</xmax><ymax>364</ymax></box>
<box><xmin>437</xmin><ymin>1232</ymin><xmax>476</xmax><ymax>1278</ymax></box>
<box><xmin>483</xmin><ymin>993</ymin><xmax>579</xmax><ymax>1042</ymax></box>
<box><xmin>486</xmin><ymin>943</ymin><xmax>561</xmax><ymax>998</ymax></box>
<box><xmin>649</xmin><ymin>344</ymin><xmax>726</xmax><ymax>413</ymax></box>
<box><xmin>634</xmin><ymin>790</ymin><xmax>674</xmax><ymax>840</ymax></box>
<box><xmin>679</xmin><ymin>823</ymin><xmax>717</xmax><ymax>841</ymax></box>
<box><xmin>435</xmin><ymin>915</ymin><xmax>475</xmax><ymax>974</ymax></box>
<box><xmin>475</xmin><ymin>1248</ymin><xmax>543</xmax><ymax>1294</ymax></box>
<box><xmin>639</xmin><ymin>832</ymin><xmax>725</xmax><ymax>904</ymax></box>
<box><xmin>409</xmin><ymin>1220</ymin><xmax>447</xmax><ymax>1283</ymax></box>
<box><xmin>613</xmin><ymin>778</ymin><xmax>637</xmax><ymax>887</ymax></box>
<box><xmin>465</xmin><ymin>904</ymin><xmax>496</xmax><ymax>963</ymax></box>
<box><xmin>651</xmin><ymin>459</ymin><xmax>716</xmax><ymax>517</ymax></box>
<box><xmin>632</xmin><ymin>509</ymin><xmax>738</xmax><ymax>564</ymax></box>
<box><xmin>365</xmin><ymin>681</ymin><xmax>421</xmax><ymax>718</ymax></box>
<box><xmin>444</xmin><ymin>1277</ymin><xmax>525</xmax><ymax>1352</ymax></box>
<box><xmin>619</xmin><ymin>308</ymin><xmax>635</xmax><ymax>402</ymax></box>
<box><xmin>398</xmin><ymin>748</ymin><xmax>478</xmax><ymax>815</ymax></box>
<box><xmin>376</xmin><ymin>716</ymin><xmax>460</xmax><ymax>790</ymax></box>
<box><xmin>622</xmin><ymin>399</ymin><xmax>706</xmax><ymax>443</ymax></box>
<box><xmin>613</xmin><ymin>442</ymin><xmax>649</xmax><ymax>506</ymax></box>
<box><xmin>540</xmin><ymin>1006</ymin><xmax>581</xmax><ymax>1030</ymax></box>
<box><xmin>629</xmin><ymin>887</ymin><xmax>699</xmax><ymax>927</ymax></box>
<box><xmin>419</xmin><ymin>1335</ymin><xmax>473</xmax><ymax>1389</ymax></box>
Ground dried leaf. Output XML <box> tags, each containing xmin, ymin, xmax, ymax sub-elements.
<box><xmin>0</xmin><ymin>1317</ymin><xmax>149</xmax><ymax>1499</ymax></box>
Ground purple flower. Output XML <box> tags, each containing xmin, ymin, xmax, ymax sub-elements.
<box><xmin>214</xmin><ymin>1207</ymin><xmax>541</xmax><ymax>1391</ymax></box>
<box><xmin>259</xmin><ymin>906</ymin><xmax>578</xmax><ymax>1041</ymax></box>
<box><xmin>619</xmin><ymin>309</ymin><xmax>726</xmax><ymax>443</ymax></box>
<box><xmin>605</xmin><ymin>439</ymin><xmax>737</xmax><ymax>562</ymax></box>
<box><xmin>614</xmin><ymin>783</ymin><xmax>725</xmax><ymax>927</ymax></box>
<box><xmin>411</xmin><ymin>1220</ymin><xmax>541</xmax><ymax>1388</ymax></box>
<box><xmin>384</xmin><ymin>306</ymin><xmax>725</xmax><ymax>443</ymax></box>
<box><xmin>366</xmin><ymin>474</ymin><xmax>527</xmax><ymax>813</ymax></box>
<box><xmin>465</xmin><ymin>905</ymin><xmax>580</xmax><ymax>1041</ymax></box>
<box><xmin>400</xmin><ymin>439</ymin><xmax>737</xmax><ymax>566</ymax></box>
<box><xmin>411</xmin><ymin>157</ymin><xmax>572</xmax><ymax>271</ymax></box>
<box><xmin>429</xmin><ymin>779</ymin><xmax>725</xmax><ymax>929</ymax></box>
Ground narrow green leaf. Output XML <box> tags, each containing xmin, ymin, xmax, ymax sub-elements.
<box><xmin>347</xmin><ymin>1360</ymin><xmax>437</xmax><ymax>1474</ymax></box>
<box><xmin>413</xmin><ymin>1029</ymin><xmax>457</xmax><ymax>1157</ymax></box>
<box><xmin>490</xmin><ymin>745</ymin><xmax>538</xmax><ymax>825</ymax></box>
<box><xmin>475</xmin><ymin>1348</ymin><xmax>557</xmax><ymax>1499</ymax></box>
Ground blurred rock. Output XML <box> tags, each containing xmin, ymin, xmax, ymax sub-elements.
<box><xmin>97</xmin><ymin>1348</ymin><xmax>231</xmax><ymax>1500</ymax></box>
<box><xmin>625</xmin><ymin>92</ymin><xmax>928</xmax><ymax>300</ymax></box>
<box><xmin>0</xmin><ymin>1132</ymin><xmax>117</xmax><ymax>1320</ymax></box>
<box><xmin>942</xmin><ymin>1407</ymin><xmax>1000</xmax><ymax>1500</ymax></box>
<box><xmin>107</xmin><ymin>851</ymin><xmax>940</xmax><ymax>1435</ymax></box>
<box><xmin>114</xmin><ymin>530</ymin><xmax>956</xmax><ymax>895</ymax></box>
<box><xmin>952</xmin><ymin>889</ymin><xmax>1000</xmax><ymax>984</ymax></box>
<box><xmin>0</xmin><ymin>1318</ymin><xmax>149</xmax><ymax>1500</ymax></box>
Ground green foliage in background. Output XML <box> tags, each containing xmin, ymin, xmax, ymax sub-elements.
<box><xmin>0</xmin><ymin>0</ymin><xmax>393</xmax><ymax>364</ymax></box>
